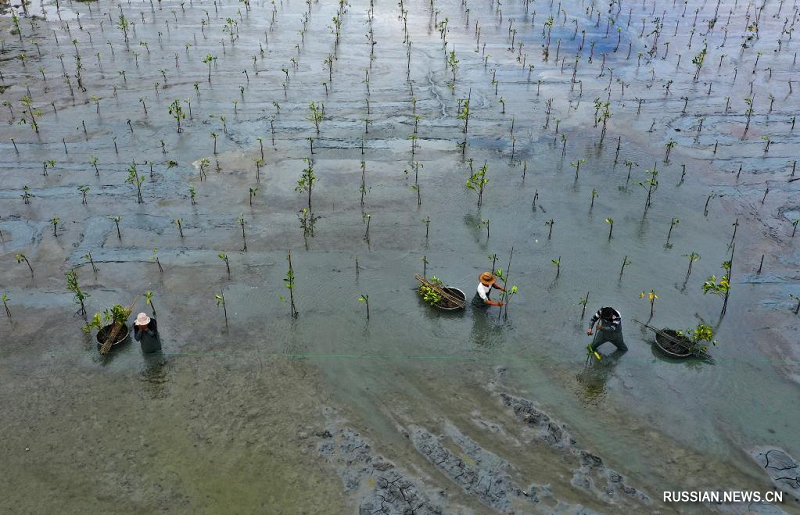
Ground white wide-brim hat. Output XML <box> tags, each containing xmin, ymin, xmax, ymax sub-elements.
<box><xmin>135</xmin><ymin>312</ymin><xmax>151</xmax><ymax>326</ymax></box>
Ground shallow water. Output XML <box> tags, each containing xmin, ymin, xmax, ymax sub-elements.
<box><xmin>1</xmin><ymin>0</ymin><xmax>799</xmax><ymax>511</ymax></box>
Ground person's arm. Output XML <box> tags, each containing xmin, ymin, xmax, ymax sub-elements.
<box><xmin>478</xmin><ymin>285</ymin><xmax>504</xmax><ymax>307</ymax></box>
<box><xmin>491</xmin><ymin>283</ymin><xmax>506</xmax><ymax>292</ymax></box>
<box><xmin>133</xmin><ymin>324</ymin><xmax>143</xmax><ymax>341</ymax></box>
<box><xmin>587</xmin><ymin>310</ymin><xmax>600</xmax><ymax>335</ymax></box>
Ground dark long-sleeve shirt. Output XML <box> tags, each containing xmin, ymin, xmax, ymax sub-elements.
<box><xmin>589</xmin><ymin>308</ymin><xmax>622</xmax><ymax>331</ymax></box>
<box><xmin>133</xmin><ymin>319</ymin><xmax>162</xmax><ymax>353</ymax></box>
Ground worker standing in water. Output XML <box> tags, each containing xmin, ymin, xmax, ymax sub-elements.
<box><xmin>587</xmin><ymin>306</ymin><xmax>627</xmax><ymax>354</ymax></box>
<box><xmin>133</xmin><ymin>312</ymin><xmax>162</xmax><ymax>353</ymax></box>
<box><xmin>473</xmin><ymin>272</ymin><xmax>505</xmax><ymax>308</ymax></box>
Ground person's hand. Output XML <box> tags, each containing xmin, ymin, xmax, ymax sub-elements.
<box><xmin>587</xmin><ymin>328</ymin><xmax>593</xmax><ymax>336</ymax></box>
<box><xmin>596</xmin><ymin>324</ymin><xmax>602</xmax><ymax>331</ymax></box>
<box><xmin>497</xmin><ymin>301</ymin><xmax>505</xmax><ymax>307</ymax></box>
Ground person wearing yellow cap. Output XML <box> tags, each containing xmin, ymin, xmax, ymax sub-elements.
<box><xmin>473</xmin><ymin>272</ymin><xmax>506</xmax><ymax>308</ymax></box>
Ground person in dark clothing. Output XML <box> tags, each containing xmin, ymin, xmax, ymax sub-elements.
<box><xmin>133</xmin><ymin>312</ymin><xmax>162</xmax><ymax>353</ymax></box>
<box><xmin>587</xmin><ymin>307</ymin><xmax>627</xmax><ymax>353</ymax></box>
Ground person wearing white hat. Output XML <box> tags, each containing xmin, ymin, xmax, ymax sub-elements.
<box><xmin>133</xmin><ymin>312</ymin><xmax>161</xmax><ymax>353</ymax></box>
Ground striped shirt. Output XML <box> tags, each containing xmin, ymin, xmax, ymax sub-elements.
<box><xmin>589</xmin><ymin>308</ymin><xmax>621</xmax><ymax>330</ymax></box>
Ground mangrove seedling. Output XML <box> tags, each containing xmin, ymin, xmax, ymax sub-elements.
<box><xmin>215</xmin><ymin>291</ymin><xmax>228</xmax><ymax>327</ymax></box>
<box><xmin>684</xmin><ymin>252</ymin><xmax>701</xmax><ymax>276</ymax></box>
<box><xmin>465</xmin><ymin>163</ymin><xmax>489</xmax><ymax>207</ymax></box>
<box><xmin>640</xmin><ymin>289</ymin><xmax>658</xmax><ymax>318</ymax></box>
<box><xmin>638</xmin><ymin>166</ymin><xmax>659</xmax><ymax>211</ymax></box>
<box><xmin>307</xmin><ymin>101</ymin><xmax>324</xmax><ymax>133</ymax></box>
<box><xmin>479</xmin><ymin>219</ymin><xmax>490</xmax><ymax>239</ymax></box>
<box><xmin>189</xmin><ymin>185</ymin><xmax>196</xmax><ymax>205</ymax></box>
<box><xmin>605</xmin><ymin>218</ymin><xmax>614</xmax><ymax>239</ymax></box>
<box><xmin>665</xmin><ymin>218</ymin><xmax>680</xmax><ymax>247</ymax></box>
<box><xmin>168</xmin><ymin>99</ymin><xmax>185</xmax><ymax>132</ymax></box>
<box><xmin>281</xmin><ymin>251</ymin><xmax>298</xmax><ymax>318</ymax></box>
<box><xmin>545</xmin><ymin>219</ymin><xmax>555</xmax><ymax>239</ymax></box>
<box><xmin>249</xmin><ymin>187</ymin><xmax>259</xmax><ymax>206</ymax></box>
<box><xmin>702</xmin><ymin>262</ymin><xmax>731</xmax><ymax>315</ymax></box>
<box><xmin>125</xmin><ymin>162</ymin><xmax>145</xmax><ymax>203</ymax></box>
<box><xmin>703</xmin><ymin>193</ymin><xmax>716</xmax><ymax>216</ymax></box>
<box><xmin>551</xmin><ymin>256</ymin><xmax>561</xmax><ymax>277</ymax></box>
<box><xmin>78</xmin><ymin>185</ymin><xmax>90</xmax><ymax>204</ymax></box>
<box><xmin>571</xmin><ymin>158</ymin><xmax>586</xmax><ymax>180</ymax></box>
<box><xmin>218</xmin><ymin>252</ymin><xmax>230</xmax><ymax>277</ymax></box>
<box><xmin>363</xmin><ymin>213</ymin><xmax>372</xmax><ymax>241</ymax></box>
<box><xmin>579</xmin><ymin>291</ymin><xmax>590</xmax><ymax>318</ymax></box>
<box><xmin>83</xmin><ymin>252</ymin><xmax>98</xmax><ymax>273</ymax></box>
<box><xmin>358</xmin><ymin>294</ymin><xmax>370</xmax><ymax>320</ymax></box>
<box><xmin>109</xmin><ymin>216</ymin><xmax>122</xmax><ymax>239</ymax></box>
<box><xmin>65</xmin><ymin>269</ymin><xmax>89</xmax><ymax>317</ymax></box>
<box><xmin>237</xmin><ymin>215</ymin><xmax>247</xmax><ymax>251</ymax></box>
<box><xmin>590</xmin><ymin>189</ymin><xmax>598</xmax><ymax>210</ymax></box>
<box><xmin>791</xmin><ymin>219</ymin><xmax>798</xmax><ymax>238</ymax></box>
<box><xmin>295</xmin><ymin>158</ymin><xmax>316</xmax><ymax>210</ymax></box>
<box><xmin>21</xmin><ymin>186</ymin><xmax>35</xmax><ymax>204</ymax></box>
<box><xmin>174</xmin><ymin>218</ymin><xmax>184</xmax><ymax>237</ymax></box>
<box><xmin>51</xmin><ymin>216</ymin><xmax>60</xmax><ymax>237</ymax></box>
<box><xmin>619</xmin><ymin>255</ymin><xmax>631</xmax><ymax>277</ymax></box>
<box><xmin>422</xmin><ymin>216</ymin><xmax>431</xmax><ymax>242</ymax></box>
<box><xmin>16</xmin><ymin>253</ymin><xmax>34</xmax><ymax>277</ymax></box>
<box><xmin>144</xmin><ymin>291</ymin><xmax>157</xmax><ymax>317</ymax></box>
<box><xmin>152</xmin><ymin>249</ymin><xmax>164</xmax><ymax>273</ymax></box>
<box><xmin>2</xmin><ymin>293</ymin><xmax>10</xmax><ymax>319</ymax></box>
<box><xmin>790</xmin><ymin>294</ymin><xmax>800</xmax><ymax>315</ymax></box>
<box><xmin>664</xmin><ymin>138</ymin><xmax>676</xmax><ymax>162</ymax></box>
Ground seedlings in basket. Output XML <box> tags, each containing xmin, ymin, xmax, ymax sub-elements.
<box><xmin>605</xmin><ymin>218</ymin><xmax>613</xmax><ymax>239</ymax></box>
<box><xmin>684</xmin><ymin>251</ymin><xmax>701</xmax><ymax>276</ymax></box>
<box><xmin>144</xmin><ymin>291</ymin><xmax>157</xmax><ymax>317</ymax></box>
<box><xmin>465</xmin><ymin>163</ymin><xmax>489</xmax><ymax>207</ymax></box>
<box><xmin>640</xmin><ymin>289</ymin><xmax>658</xmax><ymax>318</ymax></box>
<box><xmin>215</xmin><ymin>291</ymin><xmax>228</xmax><ymax>327</ymax></box>
<box><xmin>2</xmin><ymin>293</ymin><xmax>10</xmax><ymax>319</ymax></box>
<box><xmin>665</xmin><ymin>218</ymin><xmax>680</xmax><ymax>247</ymax></box>
<box><xmin>174</xmin><ymin>218</ymin><xmax>184</xmax><ymax>237</ymax></box>
<box><xmin>418</xmin><ymin>276</ymin><xmax>444</xmax><ymax>305</ymax></box>
<box><xmin>16</xmin><ymin>253</ymin><xmax>34</xmax><ymax>276</ymax></box>
<box><xmin>65</xmin><ymin>269</ymin><xmax>89</xmax><ymax>317</ymax></box>
<box><xmin>358</xmin><ymin>294</ymin><xmax>370</xmax><ymax>320</ymax></box>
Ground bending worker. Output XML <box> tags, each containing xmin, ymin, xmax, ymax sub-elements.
<box><xmin>473</xmin><ymin>272</ymin><xmax>505</xmax><ymax>308</ymax></box>
<box><xmin>587</xmin><ymin>306</ymin><xmax>627</xmax><ymax>352</ymax></box>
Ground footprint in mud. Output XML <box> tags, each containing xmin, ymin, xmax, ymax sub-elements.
<box><xmin>753</xmin><ymin>447</ymin><xmax>800</xmax><ymax>502</ymax></box>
